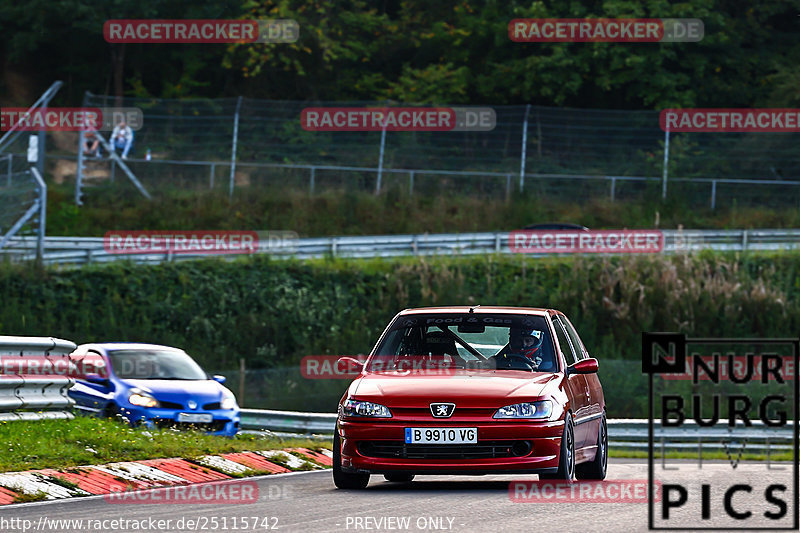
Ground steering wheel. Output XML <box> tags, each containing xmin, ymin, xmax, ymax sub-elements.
<box><xmin>496</xmin><ymin>353</ymin><xmax>537</xmax><ymax>370</ymax></box>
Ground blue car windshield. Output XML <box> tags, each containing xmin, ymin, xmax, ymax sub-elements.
<box><xmin>108</xmin><ymin>349</ymin><xmax>208</xmax><ymax>380</ymax></box>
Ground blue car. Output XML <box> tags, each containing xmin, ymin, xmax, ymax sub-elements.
<box><xmin>68</xmin><ymin>343</ymin><xmax>240</xmax><ymax>437</ymax></box>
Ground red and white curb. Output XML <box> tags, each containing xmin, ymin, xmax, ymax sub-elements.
<box><xmin>0</xmin><ymin>447</ymin><xmax>332</xmax><ymax>505</ymax></box>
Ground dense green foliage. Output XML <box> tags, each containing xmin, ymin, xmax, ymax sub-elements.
<box><xmin>2</xmin><ymin>250</ymin><xmax>796</xmax><ymax>416</ymax></box>
<box><xmin>2</xmin><ymin>251</ymin><xmax>796</xmax><ymax>369</ymax></box>
<box><xmin>1</xmin><ymin>0</ymin><xmax>798</xmax><ymax>108</ymax></box>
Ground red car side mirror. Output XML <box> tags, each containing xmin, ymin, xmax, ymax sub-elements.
<box><xmin>337</xmin><ymin>357</ymin><xmax>364</xmax><ymax>373</ymax></box>
<box><xmin>571</xmin><ymin>358</ymin><xmax>599</xmax><ymax>374</ymax></box>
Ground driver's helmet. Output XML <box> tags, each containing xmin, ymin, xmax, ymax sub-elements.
<box><xmin>509</xmin><ymin>328</ymin><xmax>544</xmax><ymax>360</ymax></box>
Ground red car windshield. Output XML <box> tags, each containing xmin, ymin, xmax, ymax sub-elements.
<box><xmin>368</xmin><ymin>314</ymin><xmax>557</xmax><ymax>372</ymax></box>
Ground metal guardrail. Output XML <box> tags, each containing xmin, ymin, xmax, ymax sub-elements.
<box><xmin>240</xmin><ymin>408</ymin><xmax>338</xmax><ymax>435</ymax></box>
<box><xmin>608</xmin><ymin>419</ymin><xmax>793</xmax><ymax>453</ymax></box>
<box><xmin>2</xmin><ymin>229</ymin><xmax>800</xmax><ymax>266</ymax></box>
<box><xmin>0</xmin><ymin>335</ymin><xmax>77</xmax><ymax>422</ymax></box>
<box><xmin>239</xmin><ymin>412</ymin><xmax>793</xmax><ymax>453</ymax></box>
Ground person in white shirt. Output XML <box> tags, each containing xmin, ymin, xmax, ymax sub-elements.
<box><xmin>111</xmin><ymin>121</ymin><xmax>134</xmax><ymax>159</ymax></box>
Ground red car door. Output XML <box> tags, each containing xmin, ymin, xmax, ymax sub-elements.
<box><xmin>561</xmin><ymin>315</ymin><xmax>603</xmax><ymax>446</ymax></box>
<box><xmin>551</xmin><ymin>316</ymin><xmax>591</xmax><ymax>449</ymax></box>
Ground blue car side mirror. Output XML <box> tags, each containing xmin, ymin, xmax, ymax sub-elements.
<box><xmin>85</xmin><ymin>373</ymin><xmax>110</xmax><ymax>386</ymax></box>
<box><xmin>212</xmin><ymin>374</ymin><xmax>227</xmax><ymax>384</ymax></box>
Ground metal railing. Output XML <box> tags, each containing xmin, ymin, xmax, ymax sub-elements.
<box><xmin>0</xmin><ymin>81</ymin><xmax>63</xmax><ymax>177</ymax></box>
<box><xmin>1</xmin><ymin>228</ymin><xmax>799</xmax><ymax>266</ymax></box>
<box><xmin>0</xmin><ymin>336</ymin><xmax>77</xmax><ymax>422</ymax></box>
<box><xmin>238</xmin><ymin>412</ymin><xmax>793</xmax><ymax>453</ymax></box>
<box><xmin>0</xmin><ymin>167</ymin><xmax>47</xmax><ymax>263</ymax></box>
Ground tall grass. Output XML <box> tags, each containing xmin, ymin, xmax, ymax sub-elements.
<box><xmin>46</xmin><ymin>183</ymin><xmax>800</xmax><ymax>236</ymax></box>
<box><xmin>0</xmin><ymin>251</ymin><xmax>797</xmax><ymax>371</ymax></box>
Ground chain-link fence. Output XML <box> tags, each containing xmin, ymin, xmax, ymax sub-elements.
<box><xmin>77</xmin><ymin>95</ymin><xmax>800</xmax><ymax>178</ymax></box>
<box><xmin>0</xmin><ymin>168</ymin><xmax>47</xmax><ymax>261</ymax></box>
<box><xmin>6</xmin><ymin>91</ymin><xmax>799</xmax><ymax>207</ymax></box>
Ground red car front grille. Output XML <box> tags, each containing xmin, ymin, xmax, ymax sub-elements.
<box><xmin>357</xmin><ymin>440</ymin><xmax>531</xmax><ymax>459</ymax></box>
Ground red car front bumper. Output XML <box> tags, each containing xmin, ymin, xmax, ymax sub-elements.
<box><xmin>338</xmin><ymin>418</ymin><xmax>564</xmax><ymax>475</ymax></box>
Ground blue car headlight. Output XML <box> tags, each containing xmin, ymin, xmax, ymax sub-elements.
<box><xmin>493</xmin><ymin>400</ymin><xmax>552</xmax><ymax>419</ymax></box>
<box><xmin>221</xmin><ymin>396</ymin><xmax>237</xmax><ymax>410</ymax></box>
<box><xmin>128</xmin><ymin>389</ymin><xmax>159</xmax><ymax>408</ymax></box>
<box><xmin>340</xmin><ymin>399</ymin><xmax>392</xmax><ymax>418</ymax></box>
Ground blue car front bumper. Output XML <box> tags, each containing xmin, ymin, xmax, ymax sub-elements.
<box><xmin>118</xmin><ymin>406</ymin><xmax>240</xmax><ymax>437</ymax></box>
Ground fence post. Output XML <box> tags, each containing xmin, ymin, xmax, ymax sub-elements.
<box><xmin>408</xmin><ymin>170</ymin><xmax>414</xmax><ymax>196</ymax></box>
<box><xmin>30</xmin><ymin>167</ymin><xmax>46</xmax><ymax>265</ymax></box>
<box><xmin>662</xmin><ymin>129</ymin><xmax>670</xmax><ymax>200</ymax></box>
<box><xmin>75</xmin><ymin>91</ymin><xmax>89</xmax><ymax>206</ymax></box>
<box><xmin>610</xmin><ymin>177</ymin><xmax>616</xmax><ymax>202</ymax></box>
<box><xmin>110</xmin><ymin>159</ymin><xmax>116</xmax><ymax>183</ymax></box>
<box><xmin>239</xmin><ymin>358</ymin><xmax>246</xmax><ymax>406</ymax></box>
<box><xmin>505</xmin><ymin>173</ymin><xmax>511</xmax><ymax>203</ymax></box>
<box><xmin>710</xmin><ymin>180</ymin><xmax>717</xmax><ymax>210</ymax></box>
<box><xmin>229</xmin><ymin>96</ymin><xmax>243</xmax><ymax>200</ymax></box>
<box><xmin>309</xmin><ymin>166</ymin><xmax>315</xmax><ymax>195</ymax></box>
<box><xmin>519</xmin><ymin>104</ymin><xmax>531</xmax><ymax>192</ymax></box>
<box><xmin>75</xmin><ymin>130</ymin><xmax>85</xmax><ymax>204</ymax></box>
<box><xmin>5</xmin><ymin>154</ymin><xmax>11</xmax><ymax>187</ymax></box>
<box><xmin>209</xmin><ymin>162</ymin><xmax>215</xmax><ymax>189</ymax></box>
<box><xmin>376</xmin><ymin>102</ymin><xmax>388</xmax><ymax>195</ymax></box>
<box><xmin>36</xmin><ymin>103</ymin><xmax>46</xmax><ymax>178</ymax></box>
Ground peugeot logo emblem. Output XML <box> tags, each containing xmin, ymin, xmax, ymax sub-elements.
<box><xmin>430</xmin><ymin>403</ymin><xmax>455</xmax><ymax>418</ymax></box>
<box><xmin>188</xmin><ymin>400</ymin><xmax>197</xmax><ymax>410</ymax></box>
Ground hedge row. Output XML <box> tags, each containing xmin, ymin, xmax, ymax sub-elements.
<box><xmin>1</xmin><ymin>251</ymin><xmax>797</xmax><ymax>373</ymax></box>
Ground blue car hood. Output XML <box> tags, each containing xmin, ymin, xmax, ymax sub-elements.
<box><xmin>124</xmin><ymin>379</ymin><xmax>227</xmax><ymax>405</ymax></box>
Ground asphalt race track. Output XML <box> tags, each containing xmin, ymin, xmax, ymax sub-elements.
<box><xmin>0</xmin><ymin>459</ymin><xmax>795</xmax><ymax>533</ymax></box>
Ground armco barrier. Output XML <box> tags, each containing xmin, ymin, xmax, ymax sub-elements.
<box><xmin>3</xmin><ymin>228</ymin><xmax>800</xmax><ymax>266</ymax></box>
<box><xmin>0</xmin><ymin>335</ymin><xmax>77</xmax><ymax>422</ymax></box>
<box><xmin>240</xmin><ymin>412</ymin><xmax>794</xmax><ymax>453</ymax></box>
<box><xmin>239</xmin><ymin>408</ymin><xmax>338</xmax><ymax>435</ymax></box>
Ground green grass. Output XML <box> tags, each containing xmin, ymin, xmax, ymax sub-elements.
<box><xmin>46</xmin><ymin>182</ymin><xmax>800</xmax><ymax>237</ymax></box>
<box><xmin>0</xmin><ymin>417</ymin><xmax>330</xmax><ymax>473</ymax></box>
<box><xmin>12</xmin><ymin>491</ymin><xmax>49</xmax><ymax>503</ymax></box>
<box><xmin>0</xmin><ymin>416</ymin><xmax>787</xmax><ymax>474</ymax></box>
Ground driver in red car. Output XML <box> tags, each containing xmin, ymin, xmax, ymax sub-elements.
<box><xmin>494</xmin><ymin>328</ymin><xmax>545</xmax><ymax>369</ymax></box>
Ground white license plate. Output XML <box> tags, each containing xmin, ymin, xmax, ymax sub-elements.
<box><xmin>405</xmin><ymin>427</ymin><xmax>477</xmax><ymax>444</ymax></box>
<box><xmin>178</xmin><ymin>413</ymin><xmax>213</xmax><ymax>423</ymax></box>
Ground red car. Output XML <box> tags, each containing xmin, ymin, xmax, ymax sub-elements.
<box><xmin>333</xmin><ymin>306</ymin><xmax>606</xmax><ymax>489</ymax></box>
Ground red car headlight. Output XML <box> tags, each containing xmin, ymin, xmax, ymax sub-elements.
<box><xmin>493</xmin><ymin>400</ymin><xmax>552</xmax><ymax>419</ymax></box>
<box><xmin>341</xmin><ymin>399</ymin><xmax>392</xmax><ymax>418</ymax></box>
